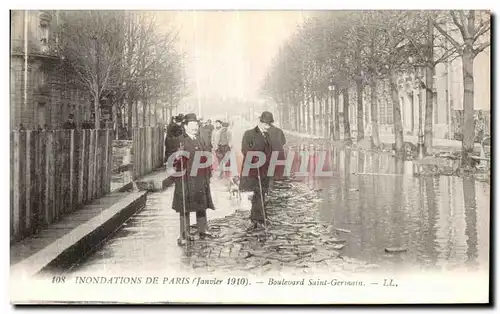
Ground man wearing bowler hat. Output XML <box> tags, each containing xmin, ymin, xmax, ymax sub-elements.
<box><xmin>171</xmin><ymin>113</ymin><xmax>215</xmax><ymax>245</ymax></box>
<box><xmin>239</xmin><ymin>111</ymin><xmax>273</xmax><ymax>230</ymax></box>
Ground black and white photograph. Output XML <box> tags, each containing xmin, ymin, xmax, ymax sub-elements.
<box><xmin>8</xmin><ymin>7</ymin><xmax>491</xmax><ymax>304</ymax></box>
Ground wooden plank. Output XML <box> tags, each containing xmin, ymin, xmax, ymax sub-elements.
<box><xmin>93</xmin><ymin>130</ymin><xmax>99</xmax><ymax>199</ymax></box>
<box><xmin>103</xmin><ymin>130</ymin><xmax>110</xmax><ymax>194</ymax></box>
<box><xmin>99</xmin><ymin>130</ymin><xmax>104</xmax><ymax>195</ymax></box>
<box><xmin>44</xmin><ymin>132</ymin><xmax>55</xmax><ymax>226</ymax></box>
<box><xmin>78</xmin><ymin>130</ymin><xmax>87</xmax><ymax>205</ymax></box>
<box><xmin>102</xmin><ymin>130</ymin><xmax>107</xmax><ymax>194</ymax></box>
<box><xmin>139</xmin><ymin>128</ymin><xmax>142</xmax><ymax>177</ymax></box>
<box><xmin>63</xmin><ymin>130</ymin><xmax>72</xmax><ymax>214</ymax></box>
<box><xmin>83</xmin><ymin>129</ymin><xmax>90</xmax><ymax>204</ymax></box>
<box><xmin>26</xmin><ymin>130</ymin><xmax>38</xmax><ymax>235</ymax></box>
<box><xmin>58</xmin><ymin>131</ymin><xmax>67</xmax><ymax>219</ymax></box>
<box><xmin>10</xmin><ymin>132</ymin><xmax>15</xmax><ymax>241</ymax></box>
<box><xmin>38</xmin><ymin>133</ymin><xmax>47</xmax><ymax>229</ymax></box>
<box><xmin>132</xmin><ymin>128</ymin><xmax>136</xmax><ymax>180</ymax></box>
<box><xmin>13</xmin><ymin>131</ymin><xmax>20</xmax><ymax>240</ymax></box>
<box><xmin>69</xmin><ymin>130</ymin><xmax>79</xmax><ymax>213</ymax></box>
<box><xmin>137</xmin><ymin>128</ymin><xmax>142</xmax><ymax>177</ymax></box>
<box><xmin>53</xmin><ymin>131</ymin><xmax>62</xmax><ymax>221</ymax></box>
<box><xmin>148</xmin><ymin>127</ymin><xmax>152</xmax><ymax>173</ymax></box>
<box><xmin>133</xmin><ymin>128</ymin><xmax>138</xmax><ymax>179</ymax></box>
<box><xmin>17</xmin><ymin>131</ymin><xmax>27</xmax><ymax>238</ymax></box>
<box><xmin>87</xmin><ymin>129</ymin><xmax>96</xmax><ymax>201</ymax></box>
<box><xmin>159</xmin><ymin>126</ymin><xmax>163</xmax><ymax>167</ymax></box>
<box><xmin>152</xmin><ymin>127</ymin><xmax>156</xmax><ymax>169</ymax></box>
<box><xmin>144</xmin><ymin>127</ymin><xmax>147</xmax><ymax>174</ymax></box>
<box><xmin>108</xmin><ymin>129</ymin><xmax>113</xmax><ymax>193</ymax></box>
<box><xmin>97</xmin><ymin>130</ymin><xmax>104</xmax><ymax>197</ymax></box>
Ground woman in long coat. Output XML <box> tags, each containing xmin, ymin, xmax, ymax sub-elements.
<box><xmin>172</xmin><ymin>113</ymin><xmax>215</xmax><ymax>245</ymax></box>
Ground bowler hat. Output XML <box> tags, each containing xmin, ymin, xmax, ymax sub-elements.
<box><xmin>183</xmin><ymin>113</ymin><xmax>199</xmax><ymax>124</ymax></box>
<box><xmin>259</xmin><ymin>111</ymin><xmax>274</xmax><ymax>124</ymax></box>
<box><xmin>174</xmin><ymin>114</ymin><xmax>184</xmax><ymax>123</ymax></box>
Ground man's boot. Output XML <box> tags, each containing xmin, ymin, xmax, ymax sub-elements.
<box><xmin>197</xmin><ymin>216</ymin><xmax>212</xmax><ymax>240</ymax></box>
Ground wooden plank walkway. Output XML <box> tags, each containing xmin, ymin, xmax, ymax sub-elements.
<box><xmin>10</xmin><ymin>191</ymin><xmax>147</xmax><ymax>278</ymax></box>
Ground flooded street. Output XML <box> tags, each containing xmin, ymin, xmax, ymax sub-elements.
<box><xmin>285</xmin><ymin>137</ymin><xmax>490</xmax><ymax>272</ymax></box>
<box><xmin>71</xmin><ymin>132</ymin><xmax>490</xmax><ymax>275</ymax></box>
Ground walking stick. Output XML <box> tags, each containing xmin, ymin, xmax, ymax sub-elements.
<box><xmin>179</xmin><ymin>141</ymin><xmax>191</xmax><ymax>247</ymax></box>
<box><xmin>256</xmin><ymin>167</ymin><xmax>268</xmax><ymax>238</ymax></box>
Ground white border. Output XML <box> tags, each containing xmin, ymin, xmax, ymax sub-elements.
<box><xmin>2</xmin><ymin>0</ymin><xmax>497</xmax><ymax>312</ymax></box>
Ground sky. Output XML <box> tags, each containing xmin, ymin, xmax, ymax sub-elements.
<box><xmin>160</xmin><ymin>11</ymin><xmax>309</xmax><ymax>102</ymax></box>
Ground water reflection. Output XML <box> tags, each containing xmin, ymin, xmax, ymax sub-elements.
<box><xmin>285</xmin><ymin>142</ymin><xmax>489</xmax><ymax>271</ymax></box>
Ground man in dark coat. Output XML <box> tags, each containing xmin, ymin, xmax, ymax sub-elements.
<box><xmin>171</xmin><ymin>113</ymin><xmax>215</xmax><ymax>245</ymax></box>
<box><xmin>267</xmin><ymin>121</ymin><xmax>287</xmax><ymax>185</ymax></box>
<box><xmin>239</xmin><ymin>111</ymin><xmax>273</xmax><ymax>230</ymax></box>
<box><xmin>165</xmin><ymin>114</ymin><xmax>184</xmax><ymax>162</ymax></box>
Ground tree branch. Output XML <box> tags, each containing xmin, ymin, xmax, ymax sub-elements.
<box><xmin>474</xmin><ymin>41</ymin><xmax>490</xmax><ymax>57</ymax></box>
<box><xmin>473</xmin><ymin>21</ymin><xmax>491</xmax><ymax>42</ymax></box>
<box><xmin>450</xmin><ymin>11</ymin><xmax>467</xmax><ymax>39</ymax></box>
<box><xmin>433</xmin><ymin>21</ymin><xmax>462</xmax><ymax>53</ymax></box>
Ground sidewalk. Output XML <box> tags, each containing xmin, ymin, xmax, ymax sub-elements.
<box><xmin>10</xmin><ymin>167</ymin><xmax>175</xmax><ymax>278</ymax></box>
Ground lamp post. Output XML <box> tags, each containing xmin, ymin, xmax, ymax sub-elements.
<box><xmin>408</xmin><ymin>56</ymin><xmax>424</xmax><ymax>159</ymax></box>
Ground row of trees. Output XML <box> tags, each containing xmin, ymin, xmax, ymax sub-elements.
<box><xmin>55</xmin><ymin>11</ymin><xmax>187</xmax><ymax>137</ymax></box>
<box><xmin>262</xmin><ymin>10</ymin><xmax>490</xmax><ymax>165</ymax></box>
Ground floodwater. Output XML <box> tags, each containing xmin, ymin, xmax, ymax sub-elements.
<box><xmin>285</xmin><ymin>139</ymin><xmax>490</xmax><ymax>272</ymax></box>
<box><xmin>72</xmin><ymin>130</ymin><xmax>490</xmax><ymax>275</ymax></box>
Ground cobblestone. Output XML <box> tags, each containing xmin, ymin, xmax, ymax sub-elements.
<box><xmin>175</xmin><ymin>179</ymin><xmax>372</xmax><ymax>275</ymax></box>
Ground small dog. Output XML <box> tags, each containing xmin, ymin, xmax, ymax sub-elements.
<box><xmin>228</xmin><ymin>176</ymin><xmax>241</xmax><ymax>200</ymax></box>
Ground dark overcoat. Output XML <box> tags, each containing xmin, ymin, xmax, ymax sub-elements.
<box><xmin>267</xmin><ymin>125</ymin><xmax>287</xmax><ymax>179</ymax></box>
<box><xmin>171</xmin><ymin>133</ymin><xmax>215</xmax><ymax>213</ymax></box>
<box><xmin>239</xmin><ymin>126</ymin><xmax>272</xmax><ymax>192</ymax></box>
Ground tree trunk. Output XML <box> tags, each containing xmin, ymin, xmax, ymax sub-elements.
<box><xmin>94</xmin><ymin>94</ymin><xmax>100</xmax><ymax>129</ymax></box>
<box><xmin>112</xmin><ymin>102</ymin><xmax>118</xmax><ymax>139</ymax></box>
<box><xmin>135</xmin><ymin>100</ymin><xmax>139</xmax><ymax>128</ymax></box>
<box><xmin>461</xmin><ymin>47</ymin><xmax>475</xmax><ymax>166</ymax></box>
<box><xmin>356</xmin><ymin>79</ymin><xmax>364</xmax><ymax>142</ymax></box>
<box><xmin>390</xmin><ymin>71</ymin><xmax>404</xmax><ymax>153</ymax></box>
<box><xmin>342</xmin><ymin>88</ymin><xmax>351</xmax><ymax>144</ymax></box>
<box><xmin>424</xmin><ymin>64</ymin><xmax>434</xmax><ymax>155</ymax></box>
<box><xmin>334</xmin><ymin>86</ymin><xmax>340</xmax><ymax>140</ymax></box>
<box><xmin>142</xmin><ymin>96</ymin><xmax>147</xmax><ymax>127</ymax></box>
<box><xmin>370</xmin><ymin>80</ymin><xmax>380</xmax><ymax>148</ymax></box>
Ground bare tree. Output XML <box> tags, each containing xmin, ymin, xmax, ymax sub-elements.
<box><xmin>433</xmin><ymin>10</ymin><xmax>491</xmax><ymax>165</ymax></box>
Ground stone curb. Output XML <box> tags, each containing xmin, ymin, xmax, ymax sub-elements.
<box><xmin>11</xmin><ymin>192</ymin><xmax>147</xmax><ymax>278</ymax></box>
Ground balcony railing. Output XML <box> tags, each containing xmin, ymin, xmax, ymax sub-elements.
<box><xmin>10</xmin><ymin>38</ymin><xmax>59</xmax><ymax>58</ymax></box>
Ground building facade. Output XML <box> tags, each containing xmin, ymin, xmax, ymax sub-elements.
<box><xmin>10</xmin><ymin>10</ymin><xmax>92</xmax><ymax>130</ymax></box>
